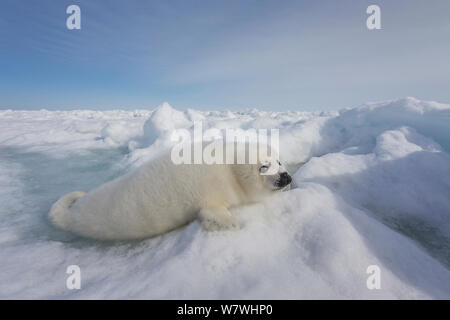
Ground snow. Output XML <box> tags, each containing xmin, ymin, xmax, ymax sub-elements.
<box><xmin>0</xmin><ymin>97</ymin><xmax>449</xmax><ymax>299</ymax></box>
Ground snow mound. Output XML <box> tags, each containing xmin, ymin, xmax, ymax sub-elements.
<box><xmin>323</xmin><ymin>97</ymin><xmax>450</xmax><ymax>154</ymax></box>
<box><xmin>141</xmin><ymin>102</ymin><xmax>192</xmax><ymax>146</ymax></box>
<box><xmin>296</xmin><ymin>126</ymin><xmax>450</xmax><ymax>267</ymax></box>
<box><xmin>100</xmin><ymin>121</ymin><xmax>143</xmax><ymax>146</ymax></box>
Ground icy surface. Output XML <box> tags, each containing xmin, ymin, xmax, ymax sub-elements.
<box><xmin>0</xmin><ymin>97</ymin><xmax>449</xmax><ymax>299</ymax></box>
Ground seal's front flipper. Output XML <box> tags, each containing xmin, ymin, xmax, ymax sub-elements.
<box><xmin>199</xmin><ymin>206</ymin><xmax>239</xmax><ymax>231</ymax></box>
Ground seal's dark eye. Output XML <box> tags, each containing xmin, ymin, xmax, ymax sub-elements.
<box><xmin>259</xmin><ymin>165</ymin><xmax>269</xmax><ymax>173</ymax></box>
<box><xmin>278</xmin><ymin>161</ymin><xmax>281</xmax><ymax>165</ymax></box>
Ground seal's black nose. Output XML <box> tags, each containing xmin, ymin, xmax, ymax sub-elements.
<box><xmin>279</xmin><ymin>172</ymin><xmax>292</xmax><ymax>187</ymax></box>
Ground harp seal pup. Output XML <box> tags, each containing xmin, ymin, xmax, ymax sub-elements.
<box><xmin>49</xmin><ymin>142</ymin><xmax>292</xmax><ymax>240</ymax></box>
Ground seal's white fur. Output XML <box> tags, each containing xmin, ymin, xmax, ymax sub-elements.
<box><xmin>49</xmin><ymin>143</ymin><xmax>290</xmax><ymax>240</ymax></box>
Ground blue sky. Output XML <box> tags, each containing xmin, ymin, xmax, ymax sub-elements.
<box><xmin>0</xmin><ymin>0</ymin><xmax>449</xmax><ymax>111</ymax></box>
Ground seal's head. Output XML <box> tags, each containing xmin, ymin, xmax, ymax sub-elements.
<box><xmin>258</xmin><ymin>158</ymin><xmax>292</xmax><ymax>190</ymax></box>
<box><xmin>230</xmin><ymin>144</ymin><xmax>292</xmax><ymax>201</ymax></box>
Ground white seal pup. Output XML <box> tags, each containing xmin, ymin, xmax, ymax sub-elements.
<box><xmin>49</xmin><ymin>142</ymin><xmax>291</xmax><ymax>240</ymax></box>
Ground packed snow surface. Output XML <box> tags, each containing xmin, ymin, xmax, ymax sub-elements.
<box><xmin>0</xmin><ymin>97</ymin><xmax>449</xmax><ymax>299</ymax></box>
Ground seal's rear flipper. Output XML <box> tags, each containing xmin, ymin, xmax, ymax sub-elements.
<box><xmin>49</xmin><ymin>191</ymin><xmax>85</xmax><ymax>230</ymax></box>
